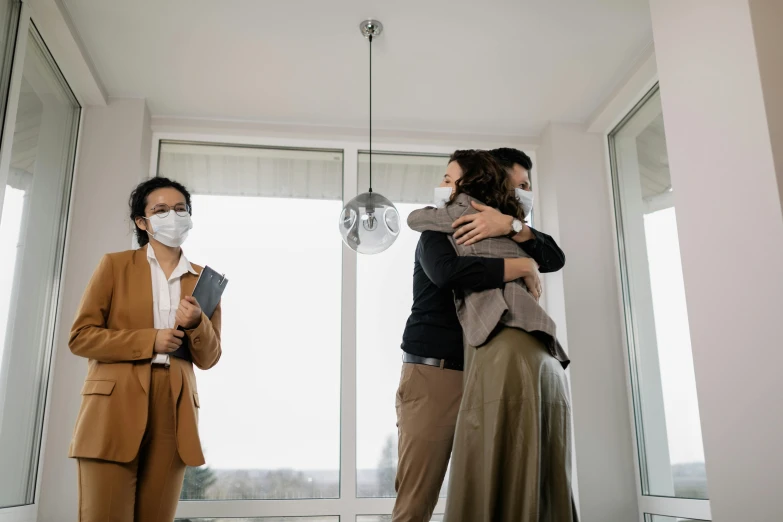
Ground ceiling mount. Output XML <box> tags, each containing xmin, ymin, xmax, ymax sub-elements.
<box><xmin>359</xmin><ymin>19</ymin><xmax>383</xmax><ymax>39</ymax></box>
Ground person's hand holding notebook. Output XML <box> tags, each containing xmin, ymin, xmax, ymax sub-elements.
<box><xmin>170</xmin><ymin>266</ymin><xmax>228</xmax><ymax>361</ymax></box>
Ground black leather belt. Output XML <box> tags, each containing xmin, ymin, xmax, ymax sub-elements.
<box><xmin>403</xmin><ymin>352</ymin><xmax>463</xmax><ymax>372</ymax></box>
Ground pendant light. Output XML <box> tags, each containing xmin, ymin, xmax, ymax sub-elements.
<box><xmin>338</xmin><ymin>19</ymin><xmax>400</xmax><ymax>255</ymax></box>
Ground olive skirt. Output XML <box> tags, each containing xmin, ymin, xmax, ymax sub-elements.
<box><xmin>444</xmin><ymin>327</ymin><xmax>579</xmax><ymax>522</ymax></box>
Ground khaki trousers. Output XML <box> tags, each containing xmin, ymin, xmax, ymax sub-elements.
<box><xmin>392</xmin><ymin>362</ymin><xmax>463</xmax><ymax>522</ymax></box>
<box><xmin>77</xmin><ymin>366</ymin><xmax>187</xmax><ymax>522</ymax></box>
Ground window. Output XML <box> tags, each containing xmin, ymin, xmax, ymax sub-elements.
<box><xmin>610</xmin><ymin>86</ymin><xmax>709</xmax><ymax>519</ymax></box>
<box><xmin>159</xmin><ymin>143</ymin><xmax>518</xmax><ymax>518</ymax></box>
<box><xmin>177</xmin><ymin>518</ymin><xmax>338</xmax><ymax>522</ymax></box>
<box><xmin>644</xmin><ymin>514</ymin><xmax>706</xmax><ymax>522</ymax></box>
<box><xmin>355</xmin><ymin>152</ymin><xmax>448</xmax><ymax>498</ymax></box>
<box><xmin>159</xmin><ymin>142</ymin><xmax>343</xmax><ymax>500</ymax></box>
<box><xmin>356</xmin><ymin>515</ymin><xmax>443</xmax><ymax>522</ymax></box>
<box><xmin>0</xmin><ymin>19</ymin><xmax>80</xmax><ymax>507</ymax></box>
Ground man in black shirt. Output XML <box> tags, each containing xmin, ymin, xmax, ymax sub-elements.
<box><xmin>392</xmin><ymin>148</ymin><xmax>564</xmax><ymax>522</ymax></box>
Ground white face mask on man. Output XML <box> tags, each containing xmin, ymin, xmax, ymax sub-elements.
<box><xmin>433</xmin><ymin>187</ymin><xmax>453</xmax><ymax>208</ymax></box>
<box><xmin>146</xmin><ymin>212</ymin><xmax>193</xmax><ymax>248</ymax></box>
<box><xmin>515</xmin><ymin>188</ymin><xmax>534</xmax><ymax>217</ymax></box>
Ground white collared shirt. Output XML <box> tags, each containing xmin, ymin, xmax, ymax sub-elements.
<box><xmin>146</xmin><ymin>245</ymin><xmax>198</xmax><ymax>330</ymax></box>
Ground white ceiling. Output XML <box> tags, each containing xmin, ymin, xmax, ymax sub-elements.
<box><xmin>61</xmin><ymin>0</ymin><xmax>653</xmax><ymax>137</ymax></box>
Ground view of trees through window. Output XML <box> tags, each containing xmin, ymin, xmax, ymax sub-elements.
<box><xmin>176</xmin><ymin>195</ymin><xmax>342</xmax><ymax>500</ymax></box>
<box><xmin>645</xmin><ymin>517</ymin><xmax>707</xmax><ymax>522</ymax></box>
<box><xmin>172</xmin><ymin>156</ymin><xmax>451</xmax><ymax>503</ymax></box>
<box><xmin>356</xmin><ymin>515</ymin><xmax>443</xmax><ymax>522</ymax></box>
<box><xmin>355</xmin><ymin>153</ymin><xmax>449</xmax><ymax>499</ymax></box>
<box><xmin>173</xmin><ymin>194</ymin><xmax>433</xmax><ymax>502</ymax></box>
<box><xmin>175</xmin><ymin>517</ymin><xmax>340</xmax><ymax>522</ymax></box>
<box><xmin>178</xmin><ymin>433</ymin><xmax>400</xmax><ymax>501</ymax></box>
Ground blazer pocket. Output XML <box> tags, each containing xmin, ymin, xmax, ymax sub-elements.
<box><xmin>193</xmin><ymin>392</ymin><xmax>200</xmax><ymax>408</ymax></box>
<box><xmin>81</xmin><ymin>380</ymin><xmax>116</xmax><ymax>396</ymax></box>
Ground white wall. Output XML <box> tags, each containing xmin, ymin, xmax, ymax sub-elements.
<box><xmin>36</xmin><ymin>98</ymin><xmax>151</xmax><ymax>522</ymax></box>
<box><xmin>536</xmin><ymin>122</ymin><xmax>639</xmax><ymax>522</ymax></box>
<box><xmin>650</xmin><ymin>1</ymin><xmax>783</xmax><ymax>520</ymax></box>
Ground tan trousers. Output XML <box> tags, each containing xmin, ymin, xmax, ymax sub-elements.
<box><xmin>392</xmin><ymin>362</ymin><xmax>463</xmax><ymax>522</ymax></box>
<box><xmin>77</xmin><ymin>366</ymin><xmax>187</xmax><ymax>522</ymax></box>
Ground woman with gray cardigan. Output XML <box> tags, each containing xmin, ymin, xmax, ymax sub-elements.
<box><xmin>407</xmin><ymin>150</ymin><xmax>578</xmax><ymax>522</ymax></box>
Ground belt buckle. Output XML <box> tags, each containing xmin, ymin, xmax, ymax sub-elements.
<box><xmin>151</xmin><ymin>354</ymin><xmax>170</xmax><ymax>367</ymax></box>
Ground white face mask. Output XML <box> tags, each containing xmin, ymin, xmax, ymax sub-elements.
<box><xmin>146</xmin><ymin>212</ymin><xmax>192</xmax><ymax>248</ymax></box>
<box><xmin>515</xmin><ymin>188</ymin><xmax>534</xmax><ymax>217</ymax></box>
<box><xmin>433</xmin><ymin>187</ymin><xmax>454</xmax><ymax>208</ymax></box>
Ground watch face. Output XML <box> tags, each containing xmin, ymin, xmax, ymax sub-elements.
<box><xmin>513</xmin><ymin>219</ymin><xmax>524</xmax><ymax>233</ymax></box>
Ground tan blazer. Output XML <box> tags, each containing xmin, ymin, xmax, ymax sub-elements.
<box><xmin>68</xmin><ymin>246</ymin><xmax>222</xmax><ymax>466</ymax></box>
<box><xmin>408</xmin><ymin>193</ymin><xmax>569</xmax><ymax>368</ymax></box>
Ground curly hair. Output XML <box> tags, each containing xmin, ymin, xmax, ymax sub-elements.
<box><xmin>448</xmin><ymin>149</ymin><xmax>527</xmax><ymax>219</ymax></box>
<box><xmin>129</xmin><ymin>177</ymin><xmax>192</xmax><ymax>247</ymax></box>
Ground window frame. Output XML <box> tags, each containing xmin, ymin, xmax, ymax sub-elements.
<box><xmin>607</xmin><ymin>83</ymin><xmax>711</xmax><ymax>522</ymax></box>
<box><xmin>0</xmin><ymin>1</ymin><xmax>82</xmax><ymax>512</ymax></box>
<box><xmin>150</xmin><ymin>135</ymin><xmax>538</xmax><ymax>520</ymax></box>
<box><xmin>354</xmin><ymin>148</ymin><xmax>450</xmax><ymax>500</ymax></box>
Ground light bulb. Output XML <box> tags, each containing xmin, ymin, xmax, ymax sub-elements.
<box><xmin>362</xmin><ymin>210</ymin><xmax>378</xmax><ymax>231</ymax></box>
<box><xmin>339</xmin><ymin>192</ymin><xmax>400</xmax><ymax>254</ymax></box>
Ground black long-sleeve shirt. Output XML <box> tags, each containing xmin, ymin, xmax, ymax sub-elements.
<box><xmin>401</xmin><ymin>228</ymin><xmax>565</xmax><ymax>362</ymax></box>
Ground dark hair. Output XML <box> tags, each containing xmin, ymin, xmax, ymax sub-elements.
<box><xmin>490</xmin><ymin>147</ymin><xmax>533</xmax><ymax>173</ymax></box>
<box><xmin>129</xmin><ymin>177</ymin><xmax>192</xmax><ymax>247</ymax></box>
<box><xmin>449</xmin><ymin>150</ymin><xmax>527</xmax><ymax>219</ymax></box>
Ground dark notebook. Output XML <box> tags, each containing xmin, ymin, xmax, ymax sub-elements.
<box><xmin>191</xmin><ymin>266</ymin><xmax>228</xmax><ymax>319</ymax></box>
<box><xmin>171</xmin><ymin>266</ymin><xmax>228</xmax><ymax>362</ymax></box>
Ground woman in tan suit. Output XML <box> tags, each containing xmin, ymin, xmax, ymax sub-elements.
<box><xmin>69</xmin><ymin>177</ymin><xmax>222</xmax><ymax>522</ymax></box>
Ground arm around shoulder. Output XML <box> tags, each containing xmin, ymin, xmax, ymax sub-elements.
<box><xmin>407</xmin><ymin>197</ymin><xmax>470</xmax><ymax>233</ymax></box>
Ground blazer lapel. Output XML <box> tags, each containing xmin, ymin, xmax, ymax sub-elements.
<box><xmin>131</xmin><ymin>246</ymin><xmax>155</xmax><ymax>325</ymax></box>
<box><xmin>131</xmin><ymin>246</ymin><xmax>154</xmax><ymax>395</ymax></box>
<box><xmin>180</xmin><ymin>269</ymin><xmax>199</xmax><ymax>299</ymax></box>
<box><xmin>170</xmin><ymin>269</ymin><xmax>199</xmax><ymax>405</ymax></box>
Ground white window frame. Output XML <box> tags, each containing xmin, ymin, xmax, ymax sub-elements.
<box><xmin>610</xmin><ymin>86</ymin><xmax>676</xmax><ymax>499</ymax></box>
<box><xmin>0</xmin><ymin>2</ymin><xmax>84</xmax><ymax>521</ymax></box>
<box><xmin>149</xmin><ymin>132</ymin><xmax>538</xmax><ymax>520</ymax></box>
<box><xmin>596</xmin><ymin>64</ymin><xmax>711</xmax><ymax>521</ymax></box>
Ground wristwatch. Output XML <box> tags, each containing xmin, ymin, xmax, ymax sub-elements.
<box><xmin>507</xmin><ymin>218</ymin><xmax>524</xmax><ymax>237</ymax></box>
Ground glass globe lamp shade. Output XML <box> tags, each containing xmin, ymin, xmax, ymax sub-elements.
<box><xmin>338</xmin><ymin>191</ymin><xmax>400</xmax><ymax>254</ymax></box>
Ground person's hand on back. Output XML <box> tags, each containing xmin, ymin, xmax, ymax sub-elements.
<box><xmin>452</xmin><ymin>202</ymin><xmax>514</xmax><ymax>246</ymax></box>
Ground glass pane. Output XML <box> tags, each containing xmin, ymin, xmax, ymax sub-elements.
<box><xmin>160</xmin><ymin>143</ymin><xmax>343</xmax><ymax>500</ymax></box>
<box><xmin>355</xmin><ymin>153</ymin><xmax>450</xmax><ymax>497</ymax></box>
<box><xmin>644</xmin><ymin>515</ymin><xmax>708</xmax><ymax>522</ymax></box>
<box><xmin>610</xmin><ymin>87</ymin><xmax>708</xmax><ymax>500</ymax></box>
<box><xmin>0</xmin><ymin>25</ymin><xmax>80</xmax><ymax>507</ymax></box>
<box><xmin>356</xmin><ymin>515</ymin><xmax>443</xmax><ymax>522</ymax></box>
